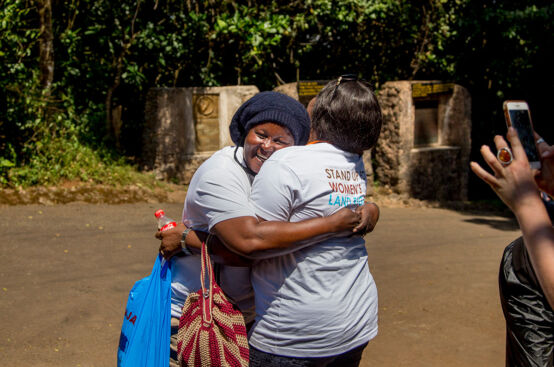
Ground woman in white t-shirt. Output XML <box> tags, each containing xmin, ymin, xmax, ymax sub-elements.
<box><xmin>239</xmin><ymin>75</ymin><xmax>383</xmax><ymax>366</ymax></box>
<box><xmin>157</xmin><ymin>91</ymin><xmax>379</xmax><ymax>366</ymax></box>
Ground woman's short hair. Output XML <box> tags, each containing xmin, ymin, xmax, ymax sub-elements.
<box><xmin>311</xmin><ymin>76</ymin><xmax>382</xmax><ymax>153</ymax></box>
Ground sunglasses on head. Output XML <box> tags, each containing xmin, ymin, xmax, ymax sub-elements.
<box><xmin>331</xmin><ymin>74</ymin><xmax>365</xmax><ymax>99</ymax></box>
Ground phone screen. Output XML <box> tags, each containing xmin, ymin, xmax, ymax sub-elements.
<box><xmin>508</xmin><ymin>108</ymin><xmax>540</xmax><ymax>164</ymax></box>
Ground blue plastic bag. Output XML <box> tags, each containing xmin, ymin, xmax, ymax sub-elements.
<box><xmin>117</xmin><ymin>254</ymin><xmax>172</xmax><ymax>367</ymax></box>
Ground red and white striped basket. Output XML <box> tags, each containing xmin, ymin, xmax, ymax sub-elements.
<box><xmin>176</xmin><ymin>238</ymin><xmax>249</xmax><ymax>367</ymax></box>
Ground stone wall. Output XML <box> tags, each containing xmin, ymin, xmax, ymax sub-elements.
<box><xmin>142</xmin><ymin>81</ymin><xmax>471</xmax><ymax>201</ymax></box>
<box><xmin>142</xmin><ymin>86</ymin><xmax>259</xmax><ymax>183</ymax></box>
<box><xmin>440</xmin><ymin>84</ymin><xmax>472</xmax><ymax>200</ymax></box>
<box><xmin>274</xmin><ymin>80</ymin><xmax>328</xmax><ymax>106</ymax></box>
<box><xmin>142</xmin><ymin>88</ymin><xmax>194</xmax><ymax>182</ymax></box>
<box><xmin>408</xmin><ymin>147</ymin><xmax>463</xmax><ymax>201</ymax></box>
<box><xmin>374</xmin><ymin>82</ymin><xmax>414</xmax><ymax>191</ymax></box>
<box><xmin>273</xmin><ymin>82</ymin><xmax>299</xmax><ymax>101</ymax></box>
<box><xmin>374</xmin><ymin>81</ymin><xmax>471</xmax><ymax>201</ymax></box>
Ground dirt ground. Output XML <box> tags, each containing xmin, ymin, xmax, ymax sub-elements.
<box><xmin>0</xmin><ymin>201</ymin><xmax>520</xmax><ymax>367</ymax></box>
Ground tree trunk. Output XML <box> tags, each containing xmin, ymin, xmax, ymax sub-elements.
<box><xmin>105</xmin><ymin>62</ymin><xmax>123</xmax><ymax>144</ymax></box>
<box><xmin>38</xmin><ymin>0</ymin><xmax>54</xmax><ymax>93</ymax></box>
<box><xmin>105</xmin><ymin>0</ymin><xmax>142</xmax><ymax>144</ymax></box>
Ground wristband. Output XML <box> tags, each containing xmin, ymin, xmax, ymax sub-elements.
<box><xmin>180</xmin><ymin>227</ymin><xmax>193</xmax><ymax>256</ymax></box>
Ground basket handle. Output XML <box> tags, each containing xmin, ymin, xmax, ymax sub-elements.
<box><xmin>200</xmin><ymin>234</ymin><xmax>215</xmax><ymax>324</ymax></box>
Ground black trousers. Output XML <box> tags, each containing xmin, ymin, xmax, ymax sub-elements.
<box><xmin>249</xmin><ymin>342</ymin><xmax>368</xmax><ymax>367</ymax></box>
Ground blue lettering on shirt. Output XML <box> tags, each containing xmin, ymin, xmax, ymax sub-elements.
<box><xmin>328</xmin><ymin>194</ymin><xmax>365</xmax><ymax>207</ymax></box>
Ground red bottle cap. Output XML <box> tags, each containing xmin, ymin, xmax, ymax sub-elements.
<box><xmin>154</xmin><ymin>209</ymin><xmax>165</xmax><ymax>218</ymax></box>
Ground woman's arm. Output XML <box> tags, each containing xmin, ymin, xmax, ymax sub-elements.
<box><xmin>157</xmin><ymin>203</ymin><xmax>373</xmax><ymax>261</ymax></box>
<box><xmin>470</xmin><ymin>127</ymin><xmax>554</xmax><ymax>308</ymax></box>
<box><xmin>513</xmin><ymin>194</ymin><xmax>554</xmax><ymax>309</ymax></box>
<box><xmin>211</xmin><ymin>205</ymin><xmax>362</xmax><ymax>255</ymax></box>
<box><xmin>156</xmin><ymin>223</ymin><xmax>251</xmax><ymax>266</ymax></box>
<box><xmin>185</xmin><ymin>229</ymin><xmax>253</xmax><ymax>266</ymax></box>
<box><xmin>213</xmin><ymin>202</ymin><xmax>380</xmax><ymax>256</ymax></box>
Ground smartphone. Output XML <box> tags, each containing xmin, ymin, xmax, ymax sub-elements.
<box><xmin>503</xmin><ymin>100</ymin><xmax>541</xmax><ymax>169</ymax></box>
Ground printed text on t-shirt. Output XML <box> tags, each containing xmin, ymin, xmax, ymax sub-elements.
<box><xmin>325</xmin><ymin>168</ymin><xmax>366</xmax><ymax>207</ymax></box>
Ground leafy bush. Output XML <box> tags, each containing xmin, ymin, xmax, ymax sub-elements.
<box><xmin>6</xmin><ymin>133</ymin><xmax>159</xmax><ymax>188</ymax></box>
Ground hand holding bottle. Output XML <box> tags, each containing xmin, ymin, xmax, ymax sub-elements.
<box><xmin>154</xmin><ymin>210</ymin><xmax>186</xmax><ymax>259</ymax></box>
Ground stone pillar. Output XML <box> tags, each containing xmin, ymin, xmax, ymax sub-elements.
<box><xmin>273</xmin><ymin>82</ymin><xmax>299</xmax><ymax>101</ymax></box>
<box><xmin>142</xmin><ymin>86</ymin><xmax>259</xmax><ymax>183</ymax></box>
<box><xmin>374</xmin><ymin>81</ymin><xmax>471</xmax><ymax>201</ymax></box>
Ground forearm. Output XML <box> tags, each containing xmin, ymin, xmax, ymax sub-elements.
<box><xmin>185</xmin><ymin>229</ymin><xmax>251</xmax><ymax>266</ymax></box>
<box><xmin>249</xmin><ymin>217</ymin><xmax>339</xmax><ymax>251</ymax></box>
<box><xmin>514</xmin><ymin>196</ymin><xmax>554</xmax><ymax>309</ymax></box>
<box><xmin>213</xmin><ymin>215</ymin><xmax>343</xmax><ymax>256</ymax></box>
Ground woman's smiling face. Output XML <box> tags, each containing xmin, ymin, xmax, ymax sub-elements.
<box><xmin>243</xmin><ymin>122</ymin><xmax>294</xmax><ymax>174</ymax></box>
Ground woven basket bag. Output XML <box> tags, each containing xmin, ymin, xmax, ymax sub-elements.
<box><xmin>176</xmin><ymin>237</ymin><xmax>249</xmax><ymax>367</ymax></box>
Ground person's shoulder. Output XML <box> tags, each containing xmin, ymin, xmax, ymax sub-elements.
<box><xmin>192</xmin><ymin>146</ymin><xmax>243</xmax><ymax>180</ymax></box>
<box><xmin>196</xmin><ymin>146</ymin><xmax>235</xmax><ymax>168</ymax></box>
<box><xmin>206</xmin><ymin>146</ymin><xmax>236</xmax><ymax>162</ymax></box>
<box><xmin>268</xmin><ymin>145</ymin><xmax>309</xmax><ymax>162</ymax></box>
<box><xmin>308</xmin><ymin>143</ymin><xmax>361</xmax><ymax>161</ymax></box>
<box><xmin>268</xmin><ymin>143</ymin><xmax>347</xmax><ymax>163</ymax></box>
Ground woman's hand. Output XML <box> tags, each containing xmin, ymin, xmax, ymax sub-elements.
<box><xmin>328</xmin><ymin>207</ymin><xmax>361</xmax><ymax>233</ymax></box>
<box><xmin>155</xmin><ymin>222</ymin><xmax>187</xmax><ymax>259</ymax></box>
<box><xmin>471</xmin><ymin>128</ymin><xmax>554</xmax><ymax>309</ymax></box>
<box><xmin>328</xmin><ymin>202</ymin><xmax>380</xmax><ymax>235</ymax></box>
<box><xmin>534</xmin><ymin>132</ymin><xmax>554</xmax><ymax>197</ymax></box>
<box><xmin>353</xmin><ymin>202</ymin><xmax>380</xmax><ymax>235</ymax></box>
<box><xmin>470</xmin><ymin>127</ymin><xmax>540</xmax><ymax>213</ymax></box>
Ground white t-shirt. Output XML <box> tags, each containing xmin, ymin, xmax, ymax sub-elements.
<box><xmin>248</xmin><ymin>143</ymin><xmax>379</xmax><ymax>357</ymax></box>
<box><xmin>171</xmin><ymin>146</ymin><xmax>256</xmax><ymax>322</ymax></box>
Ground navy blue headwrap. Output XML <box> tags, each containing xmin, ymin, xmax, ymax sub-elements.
<box><xmin>229</xmin><ymin>91</ymin><xmax>310</xmax><ymax>146</ymax></box>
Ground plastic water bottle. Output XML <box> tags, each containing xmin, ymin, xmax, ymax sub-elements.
<box><xmin>155</xmin><ymin>209</ymin><xmax>177</xmax><ymax>232</ymax></box>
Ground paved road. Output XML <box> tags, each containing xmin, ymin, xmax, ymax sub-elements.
<box><xmin>0</xmin><ymin>203</ymin><xmax>520</xmax><ymax>366</ymax></box>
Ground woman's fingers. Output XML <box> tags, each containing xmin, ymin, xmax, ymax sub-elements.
<box><xmin>470</xmin><ymin>161</ymin><xmax>499</xmax><ymax>188</ymax></box>
<box><xmin>493</xmin><ymin>133</ymin><xmax>509</xmax><ymax>149</ymax></box>
<box><xmin>532</xmin><ymin>131</ymin><xmax>554</xmax><ymax>195</ymax></box>
<box><xmin>534</xmin><ymin>132</ymin><xmax>554</xmax><ymax>159</ymax></box>
<box><xmin>351</xmin><ymin>209</ymin><xmax>367</xmax><ymax>233</ymax></box>
<box><xmin>506</xmin><ymin>127</ymin><xmax>527</xmax><ymax>162</ymax></box>
<box><xmin>541</xmin><ymin>146</ymin><xmax>554</xmax><ymax>159</ymax></box>
<box><xmin>480</xmin><ymin>143</ymin><xmax>505</xmax><ymax>177</ymax></box>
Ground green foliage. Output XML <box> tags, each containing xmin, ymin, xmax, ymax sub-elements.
<box><xmin>6</xmin><ymin>134</ymin><xmax>148</xmax><ymax>187</ymax></box>
<box><xmin>1</xmin><ymin>0</ymin><xmax>41</xmax><ymax>159</ymax></box>
<box><xmin>0</xmin><ymin>0</ymin><xmax>552</xmax><ymax>195</ymax></box>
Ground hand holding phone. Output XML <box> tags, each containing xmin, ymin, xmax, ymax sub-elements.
<box><xmin>503</xmin><ymin>100</ymin><xmax>541</xmax><ymax>169</ymax></box>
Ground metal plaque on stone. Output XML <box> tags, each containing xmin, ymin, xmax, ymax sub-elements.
<box><xmin>192</xmin><ymin>94</ymin><xmax>219</xmax><ymax>152</ymax></box>
<box><xmin>297</xmin><ymin>80</ymin><xmax>328</xmax><ymax>106</ymax></box>
<box><xmin>412</xmin><ymin>82</ymin><xmax>454</xmax><ymax>99</ymax></box>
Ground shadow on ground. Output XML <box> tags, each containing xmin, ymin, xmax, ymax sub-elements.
<box><xmin>462</xmin><ymin>217</ymin><xmax>519</xmax><ymax>231</ymax></box>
